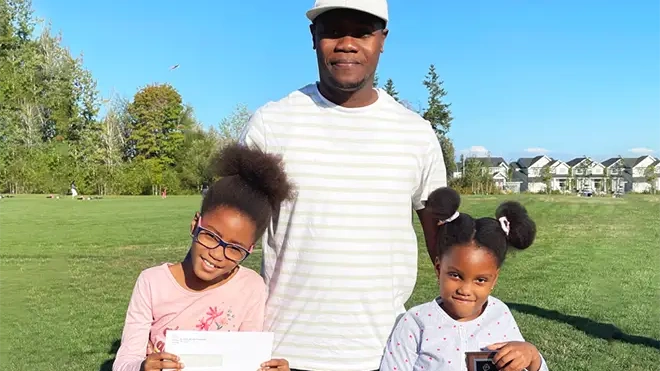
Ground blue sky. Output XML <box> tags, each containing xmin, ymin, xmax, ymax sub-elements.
<box><xmin>33</xmin><ymin>0</ymin><xmax>659</xmax><ymax>162</ymax></box>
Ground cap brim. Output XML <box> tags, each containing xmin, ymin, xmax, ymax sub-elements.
<box><xmin>306</xmin><ymin>6</ymin><xmax>387</xmax><ymax>23</ymax></box>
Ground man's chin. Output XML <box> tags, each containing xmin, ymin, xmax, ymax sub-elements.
<box><xmin>328</xmin><ymin>76</ymin><xmax>368</xmax><ymax>92</ymax></box>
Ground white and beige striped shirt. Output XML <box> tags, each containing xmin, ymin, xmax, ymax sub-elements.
<box><xmin>240</xmin><ymin>83</ymin><xmax>446</xmax><ymax>371</ymax></box>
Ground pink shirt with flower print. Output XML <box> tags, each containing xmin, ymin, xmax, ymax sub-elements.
<box><xmin>113</xmin><ymin>263</ymin><xmax>267</xmax><ymax>371</ymax></box>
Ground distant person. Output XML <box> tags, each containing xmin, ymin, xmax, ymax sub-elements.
<box><xmin>70</xmin><ymin>181</ymin><xmax>78</xmax><ymax>198</ymax></box>
<box><xmin>239</xmin><ymin>1</ymin><xmax>446</xmax><ymax>370</ymax></box>
<box><xmin>201</xmin><ymin>183</ymin><xmax>209</xmax><ymax>199</ymax></box>
<box><xmin>161</xmin><ymin>187</ymin><xmax>167</xmax><ymax>199</ymax></box>
<box><xmin>380</xmin><ymin>187</ymin><xmax>549</xmax><ymax>371</ymax></box>
<box><xmin>113</xmin><ymin>143</ymin><xmax>295</xmax><ymax>371</ymax></box>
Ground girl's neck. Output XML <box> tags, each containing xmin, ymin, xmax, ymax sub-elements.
<box><xmin>174</xmin><ymin>255</ymin><xmax>238</xmax><ymax>292</ymax></box>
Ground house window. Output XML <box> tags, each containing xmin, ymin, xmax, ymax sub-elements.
<box><xmin>558</xmin><ymin>179</ymin><xmax>566</xmax><ymax>190</ymax></box>
<box><xmin>594</xmin><ymin>179</ymin><xmax>602</xmax><ymax>190</ymax></box>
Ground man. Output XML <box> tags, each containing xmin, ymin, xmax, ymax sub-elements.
<box><xmin>240</xmin><ymin>1</ymin><xmax>446</xmax><ymax>370</ymax></box>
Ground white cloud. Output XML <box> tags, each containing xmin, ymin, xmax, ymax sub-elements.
<box><xmin>460</xmin><ymin>146</ymin><xmax>490</xmax><ymax>157</ymax></box>
<box><xmin>524</xmin><ymin>147</ymin><xmax>550</xmax><ymax>154</ymax></box>
<box><xmin>629</xmin><ymin>147</ymin><xmax>655</xmax><ymax>155</ymax></box>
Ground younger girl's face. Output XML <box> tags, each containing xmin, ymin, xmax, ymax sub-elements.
<box><xmin>189</xmin><ymin>206</ymin><xmax>256</xmax><ymax>283</ymax></box>
<box><xmin>434</xmin><ymin>243</ymin><xmax>500</xmax><ymax>322</ymax></box>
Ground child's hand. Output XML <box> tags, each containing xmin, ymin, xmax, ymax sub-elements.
<box><xmin>141</xmin><ymin>351</ymin><xmax>184</xmax><ymax>370</ymax></box>
<box><xmin>258</xmin><ymin>358</ymin><xmax>289</xmax><ymax>371</ymax></box>
<box><xmin>487</xmin><ymin>341</ymin><xmax>541</xmax><ymax>371</ymax></box>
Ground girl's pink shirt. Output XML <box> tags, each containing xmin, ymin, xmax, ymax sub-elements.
<box><xmin>112</xmin><ymin>263</ymin><xmax>267</xmax><ymax>371</ymax></box>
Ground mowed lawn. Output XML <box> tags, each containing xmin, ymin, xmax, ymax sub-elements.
<box><xmin>0</xmin><ymin>194</ymin><xmax>659</xmax><ymax>370</ymax></box>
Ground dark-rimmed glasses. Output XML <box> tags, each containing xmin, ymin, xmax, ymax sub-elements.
<box><xmin>191</xmin><ymin>216</ymin><xmax>252</xmax><ymax>263</ymax></box>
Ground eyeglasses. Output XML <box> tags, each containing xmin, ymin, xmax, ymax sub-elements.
<box><xmin>191</xmin><ymin>216</ymin><xmax>252</xmax><ymax>263</ymax></box>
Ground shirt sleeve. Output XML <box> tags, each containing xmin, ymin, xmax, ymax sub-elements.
<box><xmin>239</xmin><ymin>108</ymin><xmax>267</xmax><ymax>151</ymax></box>
<box><xmin>412</xmin><ymin>132</ymin><xmax>447</xmax><ymax>211</ymax></box>
<box><xmin>113</xmin><ymin>272</ymin><xmax>153</xmax><ymax>371</ymax></box>
<box><xmin>238</xmin><ymin>282</ymin><xmax>267</xmax><ymax>332</ymax></box>
<box><xmin>379</xmin><ymin>314</ymin><xmax>421</xmax><ymax>371</ymax></box>
<box><xmin>500</xmin><ymin>311</ymin><xmax>549</xmax><ymax>371</ymax></box>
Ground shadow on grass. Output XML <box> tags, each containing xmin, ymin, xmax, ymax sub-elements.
<box><xmin>99</xmin><ymin>339</ymin><xmax>120</xmax><ymax>371</ymax></box>
<box><xmin>506</xmin><ymin>302</ymin><xmax>660</xmax><ymax>350</ymax></box>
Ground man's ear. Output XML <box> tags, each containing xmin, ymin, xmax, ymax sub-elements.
<box><xmin>309</xmin><ymin>24</ymin><xmax>317</xmax><ymax>50</ymax></box>
<box><xmin>380</xmin><ymin>28</ymin><xmax>389</xmax><ymax>52</ymax></box>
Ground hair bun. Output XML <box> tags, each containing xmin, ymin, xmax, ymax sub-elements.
<box><xmin>427</xmin><ymin>187</ymin><xmax>461</xmax><ymax>221</ymax></box>
<box><xmin>495</xmin><ymin>201</ymin><xmax>536</xmax><ymax>250</ymax></box>
<box><xmin>213</xmin><ymin>143</ymin><xmax>295</xmax><ymax>207</ymax></box>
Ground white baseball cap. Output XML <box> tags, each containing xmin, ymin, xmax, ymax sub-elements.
<box><xmin>306</xmin><ymin>0</ymin><xmax>389</xmax><ymax>23</ymax></box>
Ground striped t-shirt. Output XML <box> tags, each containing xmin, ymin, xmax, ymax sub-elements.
<box><xmin>240</xmin><ymin>83</ymin><xmax>447</xmax><ymax>371</ymax></box>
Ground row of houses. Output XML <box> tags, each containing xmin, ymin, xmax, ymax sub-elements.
<box><xmin>453</xmin><ymin>154</ymin><xmax>660</xmax><ymax>194</ymax></box>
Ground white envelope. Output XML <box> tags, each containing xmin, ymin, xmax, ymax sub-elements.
<box><xmin>164</xmin><ymin>330</ymin><xmax>274</xmax><ymax>371</ymax></box>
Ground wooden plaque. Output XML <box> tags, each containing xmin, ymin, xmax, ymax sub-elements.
<box><xmin>466</xmin><ymin>351</ymin><xmax>499</xmax><ymax>371</ymax></box>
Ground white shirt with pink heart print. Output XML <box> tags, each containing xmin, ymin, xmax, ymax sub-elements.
<box><xmin>379</xmin><ymin>296</ymin><xmax>549</xmax><ymax>371</ymax></box>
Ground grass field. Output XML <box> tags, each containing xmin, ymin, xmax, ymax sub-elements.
<box><xmin>1</xmin><ymin>194</ymin><xmax>659</xmax><ymax>370</ymax></box>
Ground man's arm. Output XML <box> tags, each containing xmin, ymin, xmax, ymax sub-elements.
<box><xmin>412</xmin><ymin>133</ymin><xmax>447</xmax><ymax>264</ymax></box>
<box><xmin>416</xmin><ymin>208</ymin><xmax>439</xmax><ymax>263</ymax></box>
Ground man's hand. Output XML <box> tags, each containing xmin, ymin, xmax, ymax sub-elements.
<box><xmin>487</xmin><ymin>341</ymin><xmax>541</xmax><ymax>371</ymax></box>
<box><xmin>259</xmin><ymin>358</ymin><xmax>290</xmax><ymax>371</ymax></box>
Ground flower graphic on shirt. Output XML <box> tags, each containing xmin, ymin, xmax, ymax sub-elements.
<box><xmin>197</xmin><ymin>307</ymin><xmax>235</xmax><ymax>331</ymax></box>
<box><xmin>196</xmin><ymin>317</ymin><xmax>212</xmax><ymax>331</ymax></box>
<box><xmin>207</xmin><ymin>306</ymin><xmax>224</xmax><ymax>320</ymax></box>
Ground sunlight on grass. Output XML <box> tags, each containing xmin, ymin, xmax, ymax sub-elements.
<box><xmin>0</xmin><ymin>194</ymin><xmax>658</xmax><ymax>370</ymax></box>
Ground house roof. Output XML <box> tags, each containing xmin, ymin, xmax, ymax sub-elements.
<box><xmin>652</xmin><ymin>159</ymin><xmax>660</xmax><ymax>167</ymax></box>
<box><xmin>623</xmin><ymin>155</ymin><xmax>656</xmax><ymax>168</ymax></box>
<box><xmin>621</xmin><ymin>158</ymin><xmax>637</xmax><ymax>167</ymax></box>
<box><xmin>516</xmin><ymin>156</ymin><xmax>544</xmax><ymax>168</ymax></box>
<box><xmin>601</xmin><ymin>157</ymin><xmax>621</xmax><ymax>167</ymax></box>
<box><xmin>470</xmin><ymin>157</ymin><xmax>507</xmax><ymax>167</ymax></box>
<box><xmin>566</xmin><ymin>157</ymin><xmax>585</xmax><ymax>167</ymax></box>
<box><xmin>512</xmin><ymin>170</ymin><xmax>527</xmax><ymax>182</ymax></box>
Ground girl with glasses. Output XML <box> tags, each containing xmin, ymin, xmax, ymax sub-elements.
<box><xmin>113</xmin><ymin>143</ymin><xmax>295</xmax><ymax>371</ymax></box>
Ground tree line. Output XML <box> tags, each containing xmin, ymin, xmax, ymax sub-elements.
<box><xmin>1</xmin><ymin>0</ymin><xmax>456</xmax><ymax>196</ymax></box>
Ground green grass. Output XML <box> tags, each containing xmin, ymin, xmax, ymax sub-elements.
<box><xmin>1</xmin><ymin>194</ymin><xmax>659</xmax><ymax>370</ymax></box>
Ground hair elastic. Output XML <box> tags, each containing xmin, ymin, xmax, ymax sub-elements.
<box><xmin>437</xmin><ymin>211</ymin><xmax>460</xmax><ymax>226</ymax></box>
<box><xmin>499</xmin><ymin>216</ymin><xmax>510</xmax><ymax>236</ymax></box>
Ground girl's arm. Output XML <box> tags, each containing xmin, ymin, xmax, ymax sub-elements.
<box><xmin>496</xmin><ymin>311</ymin><xmax>549</xmax><ymax>371</ymax></box>
<box><xmin>113</xmin><ymin>272</ymin><xmax>154</xmax><ymax>371</ymax></box>
<box><xmin>238</xmin><ymin>282</ymin><xmax>267</xmax><ymax>331</ymax></box>
<box><xmin>379</xmin><ymin>314</ymin><xmax>421</xmax><ymax>371</ymax></box>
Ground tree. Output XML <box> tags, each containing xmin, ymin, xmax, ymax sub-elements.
<box><xmin>574</xmin><ymin>157</ymin><xmax>593</xmax><ymax>190</ymax></box>
<box><xmin>422</xmin><ymin>64</ymin><xmax>452</xmax><ymax>136</ymax></box>
<box><xmin>421</xmin><ymin>64</ymin><xmax>456</xmax><ymax>179</ymax></box>
<box><xmin>218</xmin><ymin>103</ymin><xmax>251</xmax><ymax>145</ymax></box>
<box><xmin>644</xmin><ymin>165</ymin><xmax>658</xmax><ymax>194</ymax></box>
<box><xmin>611</xmin><ymin>156</ymin><xmax>626</xmax><ymax>193</ymax></box>
<box><xmin>383</xmin><ymin>78</ymin><xmax>399</xmax><ymax>101</ymax></box>
<box><xmin>126</xmin><ymin>83</ymin><xmax>185</xmax><ymax>166</ymax></box>
<box><xmin>540</xmin><ymin>165</ymin><xmax>552</xmax><ymax>193</ymax></box>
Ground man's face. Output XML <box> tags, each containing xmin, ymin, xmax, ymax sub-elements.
<box><xmin>311</xmin><ymin>9</ymin><xmax>388</xmax><ymax>92</ymax></box>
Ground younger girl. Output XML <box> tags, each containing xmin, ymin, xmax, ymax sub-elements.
<box><xmin>380</xmin><ymin>187</ymin><xmax>549</xmax><ymax>371</ymax></box>
<box><xmin>113</xmin><ymin>143</ymin><xmax>295</xmax><ymax>371</ymax></box>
